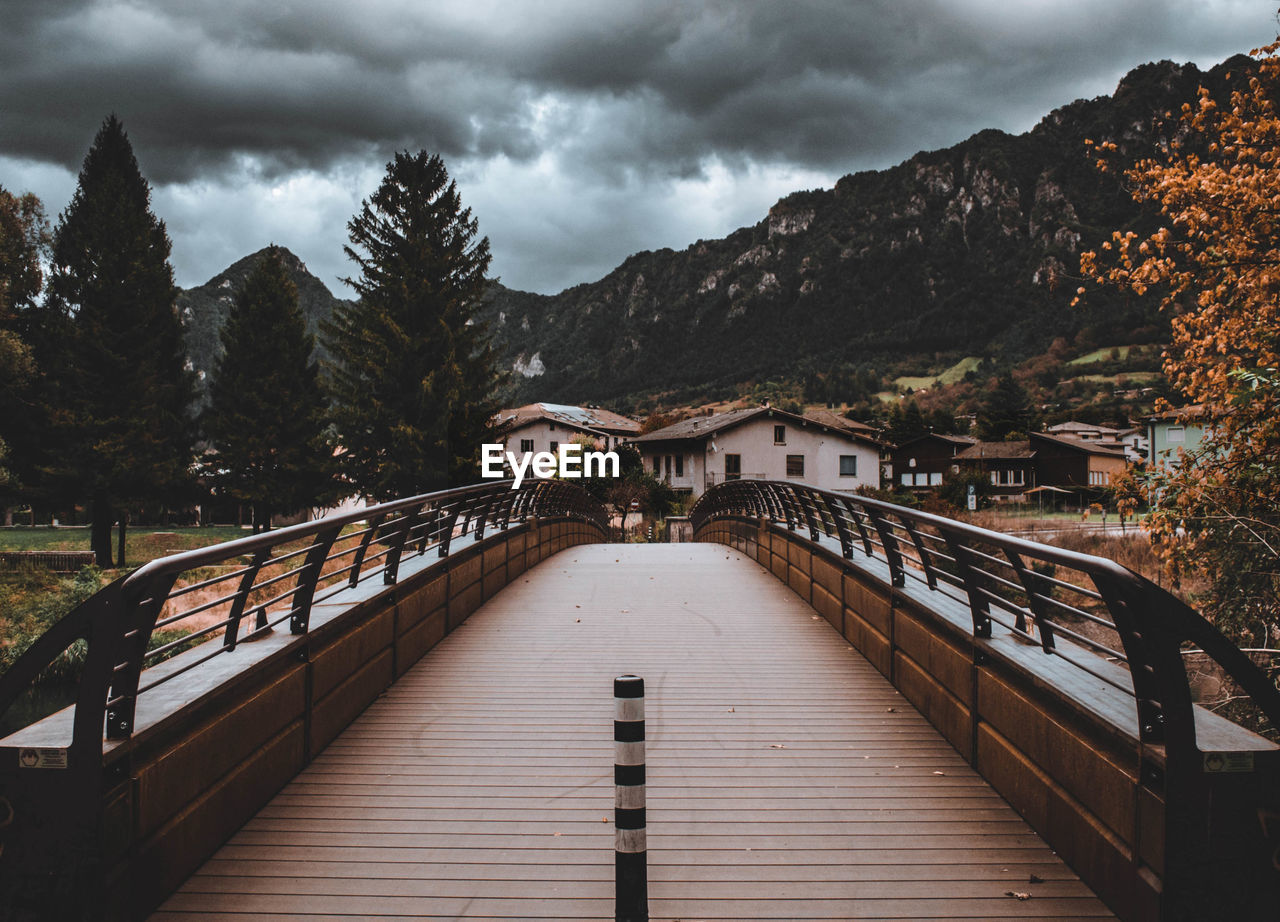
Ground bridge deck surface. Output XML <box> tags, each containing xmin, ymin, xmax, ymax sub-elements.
<box><xmin>152</xmin><ymin>543</ymin><xmax>1115</xmax><ymax>920</ymax></box>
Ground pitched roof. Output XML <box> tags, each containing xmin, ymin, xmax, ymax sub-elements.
<box><xmin>803</xmin><ymin>409</ymin><xmax>882</xmax><ymax>437</ymax></box>
<box><xmin>1145</xmin><ymin>403</ymin><xmax>1206</xmax><ymax>423</ymax></box>
<box><xmin>1046</xmin><ymin>420</ymin><xmax>1122</xmax><ymax>436</ymax></box>
<box><xmin>891</xmin><ymin>433</ymin><xmax>977</xmax><ymax>453</ymax></box>
<box><xmin>955</xmin><ymin>440</ymin><xmax>1035</xmax><ymax>460</ymax></box>
<box><xmin>494</xmin><ymin>403</ymin><xmax>641</xmax><ymax>435</ymax></box>
<box><xmin>632</xmin><ymin>406</ymin><xmax>878</xmax><ymax>445</ymax></box>
<box><xmin>1030</xmin><ymin>431</ymin><xmax>1127</xmax><ymax>456</ymax></box>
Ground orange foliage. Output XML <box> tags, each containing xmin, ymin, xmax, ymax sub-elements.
<box><xmin>1079</xmin><ymin>38</ymin><xmax>1280</xmax><ymax>637</ymax></box>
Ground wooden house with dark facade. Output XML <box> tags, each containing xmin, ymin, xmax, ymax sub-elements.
<box><xmin>891</xmin><ymin>434</ymin><xmax>977</xmax><ymax>493</ymax></box>
<box><xmin>954</xmin><ymin>440</ymin><xmax>1036</xmax><ymax>502</ymax></box>
<box><xmin>1029</xmin><ymin>432</ymin><xmax>1127</xmax><ymax>488</ymax></box>
<box><xmin>891</xmin><ymin>431</ymin><xmax>1130</xmax><ymax>504</ymax></box>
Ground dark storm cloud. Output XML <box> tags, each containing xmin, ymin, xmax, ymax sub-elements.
<box><xmin>0</xmin><ymin>0</ymin><xmax>1271</xmax><ymax>293</ymax></box>
<box><xmin>4</xmin><ymin>0</ymin><xmax>1263</xmax><ymax>183</ymax></box>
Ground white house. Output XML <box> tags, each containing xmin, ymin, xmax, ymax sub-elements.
<box><xmin>493</xmin><ymin>403</ymin><xmax>641</xmax><ymax>457</ymax></box>
<box><xmin>631</xmin><ymin>406</ymin><xmax>882</xmax><ymax>496</ymax></box>
<box><xmin>1046</xmin><ymin>420</ymin><xmax>1148</xmax><ymax>462</ymax></box>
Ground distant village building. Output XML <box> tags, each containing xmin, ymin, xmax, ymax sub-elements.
<box><xmin>631</xmin><ymin>406</ymin><xmax>881</xmax><ymax>496</ymax></box>
<box><xmin>890</xmin><ymin>434</ymin><xmax>977</xmax><ymax>494</ymax></box>
<box><xmin>955</xmin><ymin>440</ymin><xmax>1036</xmax><ymax>502</ymax></box>
<box><xmin>801</xmin><ymin>409</ymin><xmax>890</xmax><ymax>482</ymax></box>
<box><xmin>1145</xmin><ymin>405</ymin><xmax>1207</xmax><ymax>470</ymax></box>
<box><xmin>1111</xmin><ymin>427</ymin><xmax>1149</xmax><ymax>463</ymax></box>
<box><xmin>1045</xmin><ymin>421</ymin><xmax>1121</xmax><ymax>441</ymax></box>
<box><xmin>1030</xmin><ymin>432</ymin><xmax>1127</xmax><ymax>488</ymax></box>
<box><xmin>1046</xmin><ymin>420</ymin><xmax>1148</xmax><ymax>462</ymax></box>
<box><xmin>889</xmin><ymin>429</ymin><xmax>1129</xmax><ymax>504</ymax></box>
<box><xmin>492</xmin><ymin>403</ymin><xmax>641</xmax><ymax>457</ymax></box>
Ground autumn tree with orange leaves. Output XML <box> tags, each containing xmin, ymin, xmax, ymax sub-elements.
<box><xmin>1079</xmin><ymin>39</ymin><xmax>1280</xmax><ymax>643</ymax></box>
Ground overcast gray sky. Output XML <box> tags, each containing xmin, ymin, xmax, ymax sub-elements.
<box><xmin>1</xmin><ymin>1</ymin><xmax>1274</xmax><ymax>296</ymax></box>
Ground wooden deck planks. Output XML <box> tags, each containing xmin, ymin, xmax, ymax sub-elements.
<box><xmin>151</xmin><ymin>543</ymin><xmax>1115</xmax><ymax>920</ymax></box>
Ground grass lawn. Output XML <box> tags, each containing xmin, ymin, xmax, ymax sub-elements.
<box><xmin>892</xmin><ymin>355</ymin><xmax>983</xmax><ymax>392</ymax></box>
<box><xmin>0</xmin><ymin>525</ymin><xmax>250</xmax><ymax>564</ymax></box>
<box><xmin>1067</xmin><ymin>345</ymin><xmax>1133</xmax><ymax>365</ymax></box>
<box><xmin>1067</xmin><ymin>371</ymin><xmax>1162</xmax><ymax>385</ymax></box>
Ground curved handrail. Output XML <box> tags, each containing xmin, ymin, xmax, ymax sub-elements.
<box><xmin>691</xmin><ymin>480</ymin><xmax>1280</xmax><ymax>758</ymax></box>
<box><xmin>0</xmin><ymin>479</ymin><xmax>609</xmax><ymax>753</ymax></box>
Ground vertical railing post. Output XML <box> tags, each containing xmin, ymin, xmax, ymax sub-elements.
<box><xmin>776</xmin><ymin>484</ymin><xmax>800</xmax><ymax>531</ymax></box>
<box><xmin>797</xmin><ymin>487</ymin><xmax>822</xmax><ymax>542</ymax></box>
<box><xmin>901</xmin><ymin>520</ymin><xmax>937</xmax><ymax>589</ymax></box>
<box><xmin>614</xmin><ymin>674</ymin><xmax>648</xmax><ymax>922</ymax></box>
<box><xmin>822</xmin><ymin>495</ymin><xmax>855</xmax><ymax>559</ymax></box>
<box><xmin>289</xmin><ymin>525</ymin><xmax>341</xmax><ymax>634</ymax></box>
<box><xmin>1003</xmin><ymin>549</ymin><xmax>1056</xmax><ymax>649</ymax></box>
<box><xmin>496</xmin><ymin>486</ymin><xmax>518</xmax><ymax>532</ymax></box>
<box><xmin>436</xmin><ymin>500</ymin><xmax>461</xmax><ymax>557</ymax></box>
<box><xmin>757</xmin><ymin>482</ymin><xmax>782</xmax><ymax>522</ymax></box>
<box><xmin>223</xmin><ymin>547</ymin><xmax>271</xmax><ymax>649</ymax></box>
<box><xmin>864</xmin><ymin>507</ymin><xmax>907</xmax><ymax>588</ymax></box>
<box><xmin>348</xmin><ymin>513</ymin><xmax>387</xmax><ymax>587</ymax></box>
<box><xmin>474</xmin><ymin>488</ymin><xmax>499</xmax><ymax>542</ymax></box>
<box><xmin>938</xmin><ymin>528</ymin><xmax>993</xmax><ymax>638</ymax></box>
<box><xmin>381</xmin><ymin>506</ymin><xmax>421</xmax><ymax>585</ymax></box>
<box><xmin>845</xmin><ymin>500</ymin><xmax>875</xmax><ymax>557</ymax></box>
<box><xmin>104</xmin><ymin>571</ymin><xmax>180</xmax><ymax>739</ymax></box>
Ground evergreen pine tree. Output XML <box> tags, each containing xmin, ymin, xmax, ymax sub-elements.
<box><xmin>885</xmin><ymin>400</ymin><xmax>928</xmax><ymax>445</ymax></box>
<box><xmin>0</xmin><ymin>187</ymin><xmax>49</xmax><ymax>503</ymax></box>
<box><xmin>323</xmin><ymin>151</ymin><xmax>500</xmax><ymax>499</ymax></box>
<box><xmin>203</xmin><ymin>247</ymin><xmax>335</xmax><ymax>531</ymax></box>
<box><xmin>44</xmin><ymin>115</ymin><xmax>196</xmax><ymax>565</ymax></box>
<box><xmin>975</xmin><ymin>372</ymin><xmax>1035</xmax><ymax>441</ymax></box>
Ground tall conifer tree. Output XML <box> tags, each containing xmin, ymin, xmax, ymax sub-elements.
<box><xmin>975</xmin><ymin>372</ymin><xmax>1035</xmax><ymax>441</ymax></box>
<box><xmin>324</xmin><ymin>151</ymin><xmax>500</xmax><ymax>499</ymax></box>
<box><xmin>44</xmin><ymin>115</ymin><xmax>196</xmax><ymax>565</ymax></box>
<box><xmin>0</xmin><ymin>187</ymin><xmax>49</xmax><ymax>502</ymax></box>
<box><xmin>203</xmin><ymin>247</ymin><xmax>334</xmax><ymax>531</ymax></box>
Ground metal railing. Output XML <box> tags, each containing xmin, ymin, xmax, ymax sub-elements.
<box><xmin>703</xmin><ymin>471</ymin><xmax>768</xmax><ymax>489</ymax></box>
<box><xmin>690</xmin><ymin>480</ymin><xmax>1280</xmax><ymax>756</ymax></box>
<box><xmin>0</xmin><ymin>479</ymin><xmax>608</xmax><ymax>758</ymax></box>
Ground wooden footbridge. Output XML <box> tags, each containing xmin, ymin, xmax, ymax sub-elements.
<box><xmin>1</xmin><ymin>480</ymin><xmax>1278</xmax><ymax>921</ymax></box>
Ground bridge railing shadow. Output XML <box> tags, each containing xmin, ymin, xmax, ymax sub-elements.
<box><xmin>692</xmin><ymin>479</ymin><xmax>1280</xmax><ymax>922</ymax></box>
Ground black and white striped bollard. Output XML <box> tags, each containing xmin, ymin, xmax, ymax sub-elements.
<box><xmin>614</xmin><ymin>674</ymin><xmax>648</xmax><ymax>922</ymax></box>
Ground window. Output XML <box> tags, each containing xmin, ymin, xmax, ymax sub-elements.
<box><xmin>548</xmin><ymin>422</ymin><xmax>557</xmax><ymax>431</ymax></box>
<box><xmin>664</xmin><ymin>455</ymin><xmax>673</xmax><ymax>479</ymax></box>
<box><xmin>839</xmin><ymin>455</ymin><xmax>857</xmax><ymax>477</ymax></box>
<box><xmin>774</xmin><ymin>424</ymin><xmax>786</xmax><ymax>444</ymax></box>
<box><xmin>549</xmin><ymin>440</ymin><xmax>559</xmax><ymax>453</ymax></box>
<box><xmin>901</xmin><ymin>473</ymin><xmax>913</xmax><ymax>486</ymax></box>
<box><xmin>725</xmin><ymin>454</ymin><xmax>741</xmax><ymax>480</ymax></box>
<box><xmin>908</xmin><ymin>457</ymin><xmax>917</xmax><ymax>468</ymax></box>
<box><xmin>519</xmin><ymin>438</ymin><xmax>534</xmax><ymax>454</ymax></box>
<box><xmin>929</xmin><ymin>472</ymin><xmax>942</xmax><ymax>486</ymax></box>
<box><xmin>674</xmin><ymin>455</ymin><xmax>684</xmax><ymax>477</ymax></box>
<box><xmin>1089</xmin><ymin>470</ymin><xmax>1111</xmax><ymax>486</ymax></box>
<box><xmin>653</xmin><ymin>456</ymin><xmax>661</xmax><ymax>475</ymax></box>
<box><xmin>1167</xmin><ymin>426</ymin><xmax>1185</xmax><ymax>443</ymax></box>
<box><xmin>994</xmin><ymin>469</ymin><xmax>1025</xmax><ymax>486</ymax></box>
<box><xmin>786</xmin><ymin>454</ymin><xmax>805</xmax><ymax>478</ymax></box>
